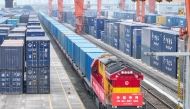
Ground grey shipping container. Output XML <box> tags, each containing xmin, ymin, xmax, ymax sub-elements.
<box><xmin>141</xmin><ymin>27</ymin><xmax>151</xmax><ymax>47</ymax></box>
<box><xmin>0</xmin><ymin>43</ymin><xmax>24</xmax><ymax>70</ymax></box>
<box><xmin>17</xmin><ymin>23</ymin><xmax>27</xmax><ymax>27</ymax></box>
<box><xmin>0</xmin><ymin>70</ymin><xmax>23</xmax><ymax>94</ymax></box>
<box><xmin>7</xmin><ymin>33</ymin><xmax>25</xmax><ymax>40</ymax></box>
<box><xmin>133</xmin><ymin>29</ymin><xmax>141</xmax><ymax>44</ymax></box>
<box><xmin>119</xmin><ymin>37</ymin><xmax>125</xmax><ymax>52</ymax></box>
<box><xmin>11</xmin><ymin>28</ymin><xmax>27</xmax><ymax>34</ymax></box>
<box><xmin>141</xmin><ymin>45</ymin><xmax>150</xmax><ymax>65</ymax></box>
<box><xmin>0</xmin><ymin>24</ymin><xmax>13</xmax><ymax>29</ymax></box>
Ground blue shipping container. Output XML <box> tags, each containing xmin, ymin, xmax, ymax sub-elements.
<box><xmin>150</xmin><ymin>29</ymin><xmax>163</xmax><ymax>51</ymax></box>
<box><xmin>113</xmin><ymin>35</ymin><xmax>119</xmax><ymax>50</ymax></box>
<box><xmin>79</xmin><ymin>48</ymin><xmax>106</xmax><ymax>75</ymax></box>
<box><xmin>0</xmin><ymin>27</ymin><xmax>10</xmax><ymax>34</ymax></box>
<box><xmin>124</xmin><ymin>40</ymin><xmax>132</xmax><ymax>56</ymax></box>
<box><xmin>26</xmin><ymin>67</ymin><xmax>50</xmax><ymax>94</ymax></box>
<box><xmin>133</xmin><ymin>29</ymin><xmax>141</xmax><ymax>44</ymax></box>
<box><xmin>0</xmin><ymin>33</ymin><xmax>7</xmax><ymax>44</ymax></box>
<box><xmin>145</xmin><ymin>14</ymin><xmax>157</xmax><ymax>24</ymax></box>
<box><xmin>162</xmin><ymin>56</ymin><xmax>177</xmax><ymax>79</ymax></box>
<box><xmin>26</xmin><ymin>29</ymin><xmax>45</xmax><ymax>37</ymax></box>
<box><xmin>166</xmin><ymin>16</ymin><xmax>178</xmax><ymax>27</ymax></box>
<box><xmin>26</xmin><ymin>37</ymin><xmax>50</xmax><ymax>67</ymax></box>
<box><xmin>0</xmin><ymin>70</ymin><xmax>23</xmax><ymax>94</ymax></box>
<box><xmin>94</xmin><ymin>18</ymin><xmax>105</xmax><ymax>29</ymax></box>
<box><xmin>125</xmin><ymin>24</ymin><xmax>147</xmax><ymax>41</ymax></box>
<box><xmin>119</xmin><ymin>38</ymin><xmax>125</xmax><ymax>52</ymax></box>
<box><xmin>150</xmin><ymin>49</ymin><xmax>162</xmax><ymax>71</ymax></box>
<box><xmin>86</xmin><ymin>53</ymin><xmax>106</xmax><ymax>81</ymax></box>
<box><xmin>162</xmin><ymin>30</ymin><xmax>179</xmax><ymax>52</ymax></box>
<box><xmin>178</xmin><ymin>17</ymin><xmax>186</xmax><ymax>27</ymax></box>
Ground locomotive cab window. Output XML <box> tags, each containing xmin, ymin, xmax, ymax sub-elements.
<box><xmin>93</xmin><ymin>66</ymin><xmax>97</xmax><ymax>73</ymax></box>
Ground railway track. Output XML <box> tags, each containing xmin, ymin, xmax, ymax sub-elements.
<box><xmin>141</xmin><ymin>82</ymin><xmax>174</xmax><ymax>109</ymax></box>
<box><xmin>49</xmin><ymin>18</ymin><xmax>181</xmax><ymax>108</ymax></box>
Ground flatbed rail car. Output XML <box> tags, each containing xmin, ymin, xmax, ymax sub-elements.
<box><xmin>38</xmin><ymin>12</ymin><xmax>146</xmax><ymax>109</ymax></box>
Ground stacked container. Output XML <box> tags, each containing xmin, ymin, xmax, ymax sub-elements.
<box><xmin>0</xmin><ymin>40</ymin><xmax>24</xmax><ymax>94</ymax></box>
<box><xmin>7</xmin><ymin>19</ymin><xmax>19</xmax><ymax>28</ymax></box>
<box><xmin>25</xmin><ymin>37</ymin><xmax>50</xmax><ymax>94</ymax></box>
<box><xmin>26</xmin><ymin>29</ymin><xmax>45</xmax><ymax>37</ymax></box>
<box><xmin>123</xmin><ymin>23</ymin><xmax>147</xmax><ymax>56</ymax></box>
<box><xmin>161</xmin><ymin>30</ymin><xmax>179</xmax><ymax>79</ymax></box>
<box><xmin>112</xmin><ymin>22</ymin><xmax>120</xmax><ymax>49</ymax></box>
<box><xmin>150</xmin><ymin>29</ymin><xmax>163</xmax><ymax>71</ymax></box>
<box><xmin>178</xmin><ymin>38</ymin><xmax>185</xmax><ymax>81</ymax></box>
<box><xmin>83</xmin><ymin>16</ymin><xmax>95</xmax><ymax>34</ymax></box>
<box><xmin>94</xmin><ymin>18</ymin><xmax>105</xmax><ymax>39</ymax></box>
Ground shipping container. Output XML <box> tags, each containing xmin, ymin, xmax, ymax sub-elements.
<box><xmin>26</xmin><ymin>67</ymin><xmax>50</xmax><ymax>94</ymax></box>
<box><xmin>26</xmin><ymin>37</ymin><xmax>50</xmax><ymax>67</ymax></box>
<box><xmin>150</xmin><ymin>49</ymin><xmax>162</xmax><ymax>71</ymax></box>
<box><xmin>17</xmin><ymin>23</ymin><xmax>27</xmax><ymax>27</ymax></box>
<box><xmin>166</xmin><ymin>16</ymin><xmax>178</xmax><ymax>27</ymax></box>
<box><xmin>94</xmin><ymin>18</ymin><xmax>105</xmax><ymax>29</ymax></box>
<box><xmin>73</xmin><ymin>41</ymin><xmax>96</xmax><ymax>67</ymax></box>
<box><xmin>94</xmin><ymin>28</ymin><xmax>104</xmax><ymax>39</ymax></box>
<box><xmin>132</xmin><ymin>44</ymin><xmax>141</xmax><ymax>59</ymax></box>
<box><xmin>141</xmin><ymin>45</ymin><xmax>150</xmax><ymax>65</ymax></box>
<box><xmin>67</xmin><ymin>36</ymin><xmax>85</xmax><ymax>56</ymax></box>
<box><xmin>113</xmin><ymin>22</ymin><xmax>120</xmax><ymax>37</ymax></box>
<box><xmin>26</xmin><ymin>29</ymin><xmax>45</xmax><ymax>37</ymax></box>
<box><xmin>85</xmin><ymin>16</ymin><xmax>95</xmax><ymax>26</ymax></box>
<box><xmin>124</xmin><ymin>40</ymin><xmax>132</xmax><ymax>56</ymax></box>
<box><xmin>178</xmin><ymin>17</ymin><xmax>186</xmax><ymax>27</ymax></box>
<box><xmin>0</xmin><ymin>33</ymin><xmax>7</xmax><ymax>44</ymax></box>
<box><xmin>162</xmin><ymin>30</ymin><xmax>179</xmax><ymax>52</ymax></box>
<box><xmin>125</xmin><ymin>24</ymin><xmax>147</xmax><ymax>41</ymax></box>
<box><xmin>27</xmin><ymin>26</ymin><xmax>41</xmax><ymax>30</ymax></box>
<box><xmin>7</xmin><ymin>33</ymin><xmax>25</xmax><ymax>40</ymax></box>
<box><xmin>86</xmin><ymin>53</ymin><xmax>106</xmax><ymax>81</ymax></box>
<box><xmin>0</xmin><ymin>27</ymin><xmax>10</xmax><ymax>34</ymax></box>
<box><xmin>112</xmin><ymin>35</ymin><xmax>119</xmax><ymax>49</ymax></box>
<box><xmin>0</xmin><ymin>24</ymin><xmax>13</xmax><ymax>29</ymax></box>
<box><xmin>0</xmin><ymin>70</ymin><xmax>23</xmax><ymax>94</ymax></box>
<box><xmin>20</xmin><ymin>15</ymin><xmax>29</xmax><ymax>23</ymax></box>
<box><xmin>101</xmin><ymin>31</ymin><xmax>105</xmax><ymax>42</ymax></box>
<box><xmin>0</xmin><ymin>42</ymin><xmax>24</xmax><ymax>70</ymax></box>
<box><xmin>162</xmin><ymin>56</ymin><xmax>177</xmax><ymax>79</ymax></box>
<box><xmin>150</xmin><ymin>29</ymin><xmax>163</xmax><ymax>51</ymax></box>
<box><xmin>133</xmin><ymin>29</ymin><xmax>141</xmax><ymax>44</ymax></box>
<box><xmin>119</xmin><ymin>23</ymin><xmax>125</xmax><ymax>39</ymax></box>
<box><xmin>141</xmin><ymin>27</ymin><xmax>151</xmax><ymax>47</ymax></box>
<box><xmin>7</xmin><ymin>19</ymin><xmax>18</xmax><ymax>28</ymax></box>
<box><xmin>79</xmin><ymin>48</ymin><xmax>106</xmax><ymax>75</ymax></box>
<box><xmin>156</xmin><ymin>16</ymin><xmax>166</xmax><ymax>25</ymax></box>
<box><xmin>11</xmin><ymin>28</ymin><xmax>27</xmax><ymax>34</ymax></box>
<box><xmin>145</xmin><ymin>14</ymin><xmax>157</xmax><ymax>24</ymax></box>
<box><xmin>28</xmin><ymin>22</ymin><xmax>40</xmax><ymax>26</ymax></box>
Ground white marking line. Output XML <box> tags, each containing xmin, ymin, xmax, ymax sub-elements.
<box><xmin>144</xmin><ymin>79</ymin><xmax>183</xmax><ymax>108</ymax></box>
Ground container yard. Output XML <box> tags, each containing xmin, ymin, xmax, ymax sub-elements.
<box><xmin>0</xmin><ymin>0</ymin><xmax>189</xmax><ymax>109</ymax></box>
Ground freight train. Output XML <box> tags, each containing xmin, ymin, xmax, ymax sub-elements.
<box><xmin>38</xmin><ymin>12</ymin><xmax>146</xmax><ymax>109</ymax></box>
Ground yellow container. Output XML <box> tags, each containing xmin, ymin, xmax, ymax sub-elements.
<box><xmin>112</xmin><ymin>87</ymin><xmax>140</xmax><ymax>93</ymax></box>
<box><xmin>156</xmin><ymin>16</ymin><xmax>166</xmax><ymax>25</ymax></box>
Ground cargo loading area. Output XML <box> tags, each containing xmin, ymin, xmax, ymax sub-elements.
<box><xmin>0</xmin><ymin>41</ymin><xmax>84</xmax><ymax>109</ymax></box>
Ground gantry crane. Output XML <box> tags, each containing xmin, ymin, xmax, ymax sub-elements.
<box><xmin>119</xmin><ymin>0</ymin><xmax>126</xmax><ymax>11</ymax></box>
<box><xmin>57</xmin><ymin>0</ymin><xmax>63</xmax><ymax>22</ymax></box>
<box><xmin>48</xmin><ymin>0</ymin><xmax>52</xmax><ymax>16</ymax></box>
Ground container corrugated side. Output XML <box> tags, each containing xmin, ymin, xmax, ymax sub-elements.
<box><xmin>150</xmin><ymin>49</ymin><xmax>162</xmax><ymax>71</ymax></box>
<box><xmin>133</xmin><ymin>29</ymin><xmax>141</xmax><ymax>44</ymax></box>
<box><xmin>141</xmin><ymin>45</ymin><xmax>150</xmax><ymax>65</ymax></box>
<box><xmin>0</xmin><ymin>33</ymin><xmax>7</xmax><ymax>44</ymax></box>
<box><xmin>80</xmin><ymin>48</ymin><xmax>106</xmax><ymax>75</ymax></box>
<box><xmin>0</xmin><ymin>43</ymin><xmax>24</xmax><ymax>70</ymax></box>
<box><xmin>86</xmin><ymin>53</ymin><xmax>106</xmax><ymax>81</ymax></box>
<box><xmin>38</xmin><ymin>67</ymin><xmax>50</xmax><ymax>94</ymax></box>
<box><xmin>0</xmin><ymin>70</ymin><xmax>23</xmax><ymax>94</ymax></box>
<box><xmin>162</xmin><ymin>56</ymin><xmax>177</xmax><ymax>79</ymax></box>
<box><xmin>26</xmin><ymin>29</ymin><xmax>45</xmax><ymax>37</ymax></box>
<box><xmin>132</xmin><ymin>44</ymin><xmax>141</xmax><ymax>59</ymax></box>
<box><xmin>141</xmin><ymin>27</ymin><xmax>151</xmax><ymax>47</ymax></box>
<box><xmin>162</xmin><ymin>30</ymin><xmax>179</xmax><ymax>52</ymax></box>
<box><xmin>124</xmin><ymin>40</ymin><xmax>132</xmax><ymax>56</ymax></box>
<box><xmin>150</xmin><ymin>29</ymin><xmax>163</xmax><ymax>51</ymax></box>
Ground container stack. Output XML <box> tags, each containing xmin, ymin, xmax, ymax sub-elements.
<box><xmin>0</xmin><ymin>40</ymin><xmax>24</xmax><ymax>94</ymax></box>
<box><xmin>94</xmin><ymin>18</ymin><xmax>105</xmax><ymax>39</ymax></box>
<box><xmin>25</xmin><ymin>37</ymin><xmax>50</xmax><ymax>94</ymax></box>
<box><xmin>150</xmin><ymin>29</ymin><xmax>163</xmax><ymax>71</ymax></box>
<box><xmin>83</xmin><ymin>16</ymin><xmax>95</xmax><ymax>34</ymax></box>
<box><xmin>161</xmin><ymin>30</ymin><xmax>179</xmax><ymax>79</ymax></box>
<box><xmin>25</xmin><ymin>14</ymin><xmax>50</xmax><ymax>94</ymax></box>
<box><xmin>112</xmin><ymin>22</ymin><xmax>120</xmax><ymax>50</ymax></box>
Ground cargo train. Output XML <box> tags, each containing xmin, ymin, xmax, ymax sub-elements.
<box><xmin>38</xmin><ymin>12</ymin><xmax>146</xmax><ymax>109</ymax></box>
